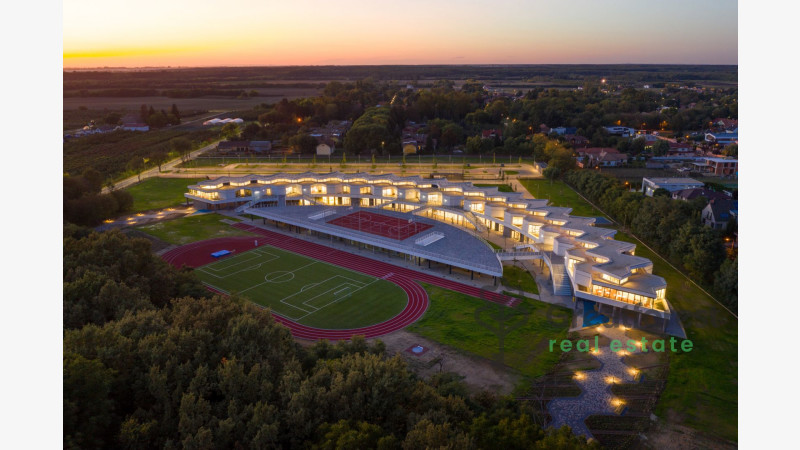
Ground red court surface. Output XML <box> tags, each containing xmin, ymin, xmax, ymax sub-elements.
<box><xmin>327</xmin><ymin>211</ymin><xmax>433</xmax><ymax>240</ymax></box>
<box><xmin>160</xmin><ymin>223</ymin><xmax>518</xmax><ymax>341</ymax></box>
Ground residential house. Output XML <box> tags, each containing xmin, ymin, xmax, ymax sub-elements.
<box><xmin>705</xmin><ymin>131</ymin><xmax>738</xmax><ymax>145</ymax></box>
<box><xmin>713</xmin><ymin>118</ymin><xmax>738</xmax><ymax>132</ymax></box>
<box><xmin>641</xmin><ymin>178</ymin><xmax>705</xmax><ymax>197</ymax></box>
<box><xmin>702</xmin><ymin>198</ymin><xmax>738</xmax><ymax>229</ymax></box>
<box><xmin>217</xmin><ymin>140</ymin><xmax>272</xmax><ymax>155</ymax></box>
<box><xmin>671</xmin><ymin>188</ymin><xmax>728</xmax><ymax>202</ymax></box>
<box><xmin>604</xmin><ymin>126</ymin><xmax>636</xmax><ymax>137</ymax></box>
<box><xmin>482</xmin><ymin>129</ymin><xmax>503</xmax><ymax>140</ymax></box>
<box><xmin>667</xmin><ymin>142</ymin><xmax>694</xmax><ymax>156</ymax></box>
<box><xmin>594</xmin><ymin>152</ymin><xmax>629</xmax><ymax>167</ymax></box>
<box><xmin>402</xmin><ymin>140</ymin><xmax>419</xmax><ymax>155</ymax></box>
<box><xmin>691</xmin><ymin>158</ymin><xmax>738</xmax><ymax>176</ymax></box>
<box><xmin>550</xmin><ymin>127</ymin><xmax>577</xmax><ymax>136</ymax></box>
<box><xmin>562</xmin><ymin>134</ymin><xmax>588</xmax><ymax>148</ymax></box>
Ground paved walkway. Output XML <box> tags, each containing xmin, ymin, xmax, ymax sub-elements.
<box><xmin>95</xmin><ymin>206</ymin><xmax>197</xmax><ymax>231</ymax></box>
<box><xmin>547</xmin><ymin>325</ymin><xmax>641</xmax><ymax>439</ymax></box>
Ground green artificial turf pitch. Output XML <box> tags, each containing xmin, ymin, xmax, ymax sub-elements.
<box><xmin>194</xmin><ymin>246</ymin><xmax>408</xmax><ymax>329</ymax></box>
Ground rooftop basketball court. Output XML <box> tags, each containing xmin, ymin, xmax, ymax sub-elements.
<box><xmin>327</xmin><ymin>210</ymin><xmax>433</xmax><ymax>240</ymax></box>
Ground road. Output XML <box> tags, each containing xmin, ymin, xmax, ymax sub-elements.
<box><xmin>103</xmin><ymin>139</ymin><xmax>223</xmax><ymax>193</ymax></box>
<box><xmin>152</xmin><ymin>162</ymin><xmax>540</xmax><ymax>179</ymax></box>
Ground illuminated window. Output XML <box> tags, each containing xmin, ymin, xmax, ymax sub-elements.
<box><xmin>342</xmin><ymin>186</ymin><xmax>350</xmax><ymax>194</ymax></box>
<box><xmin>360</xmin><ymin>187</ymin><xmax>372</xmax><ymax>195</ymax></box>
<box><xmin>512</xmin><ymin>217</ymin><xmax>523</xmax><ymax>226</ymax></box>
<box><xmin>601</xmin><ymin>273</ymin><xmax>620</xmax><ymax>284</ymax></box>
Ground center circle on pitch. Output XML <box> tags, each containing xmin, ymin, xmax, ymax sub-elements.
<box><xmin>264</xmin><ymin>271</ymin><xmax>295</xmax><ymax>283</ymax></box>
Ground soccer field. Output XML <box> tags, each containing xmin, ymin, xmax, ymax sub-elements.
<box><xmin>194</xmin><ymin>245</ymin><xmax>409</xmax><ymax>329</ymax></box>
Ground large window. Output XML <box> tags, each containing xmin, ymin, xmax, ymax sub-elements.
<box><xmin>591</xmin><ymin>285</ymin><xmax>656</xmax><ymax>309</ymax></box>
<box><xmin>310</xmin><ymin>184</ymin><xmax>326</xmax><ymax>194</ymax></box>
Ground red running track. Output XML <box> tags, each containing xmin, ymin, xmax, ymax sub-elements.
<box><xmin>161</xmin><ymin>236</ymin><xmax>429</xmax><ymax>340</ymax></box>
<box><xmin>232</xmin><ymin>223</ymin><xmax>518</xmax><ymax>308</ymax></box>
<box><xmin>160</xmin><ymin>223</ymin><xmax>518</xmax><ymax>340</ymax></box>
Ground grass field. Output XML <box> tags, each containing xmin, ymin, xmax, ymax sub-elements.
<box><xmin>124</xmin><ymin>177</ymin><xmax>202</xmax><ymax>212</ymax></box>
<box><xmin>137</xmin><ymin>213</ymin><xmax>253</xmax><ymax>245</ymax></box>
<box><xmin>474</xmin><ymin>183</ymin><xmax>514</xmax><ymax>192</ymax></box>
<box><xmin>612</xmin><ymin>230</ymin><xmax>738</xmax><ymax>442</ymax></box>
<box><xmin>408</xmin><ymin>284</ymin><xmax>570</xmax><ymax>381</ymax></box>
<box><xmin>193</xmin><ymin>245</ymin><xmax>408</xmax><ymax>329</ymax></box>
<box><xmin>519</xmin><ymin>178</ymin><xmax>609</xmax><ymax>219</ymax></box>
<box><xmin>502</xmin><ymin>265</ymin><xmax>540</xmax><ymax>295</ymax></box>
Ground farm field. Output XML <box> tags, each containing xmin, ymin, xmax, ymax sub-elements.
<box><xmin>193</xmin><ymin>245</ymin><xmax>408</xmax><ymax>329</ymax></box>
<box><xmin>124</xmin><ymin>177</ymin><xmax>202</xmax><ymax>212</ymax></box>
<box><xmin>63</xmin><ymin>87</ymin><xmax>323</xmax><ymax>112</ymax></box>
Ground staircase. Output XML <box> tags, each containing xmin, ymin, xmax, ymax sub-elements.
<box><xmin>548</xmin><ymin>255</ymin><xmax>573</xmax><ymax>296</ymax></box>
<box><xmin>235</xmin><ymin>199</ymin><xmax>257</xmax><ymax>213</ymax></box>
<box><xmin>462</xmin><ymin>210</ymin><xmax>488</xmax><ymax>233</ymax></box>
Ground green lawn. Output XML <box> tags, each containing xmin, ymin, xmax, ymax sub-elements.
<box><xmin>519</xmin><ymin>178</ymin><xmax>609</xmax><ymax>219</ymax></box>
<box><xmin>474</xmin><ymin>183</ymin><xmax>514</xmax><ymax>193</ymax></box>
<box><xmin>194</xmin><ymin>246</ymin><xmax>407</xmax><ymax>329</ymax></box>
<box><xmin>407</xmin><ymin>284</ymin><xmax>570</xmax><ymax>379</ymax></box>
<box><xmin>612</xmin><ymin>231</ymin><xmax>738</xmax><ymax>442</ymax></box>
<box><xmin>502</xmin><ymin>265</ymin><xmax>540</xmax><ymax>295</ymax></box>
<box><xmin>137</xmin><ymin>213</ymin><xmax>253</xmax><ymax>245</ymax></box>
<box><xmin>124</xmin><ymin>177</ymin><xmax>202</xmax><ymax>212</ymax></box>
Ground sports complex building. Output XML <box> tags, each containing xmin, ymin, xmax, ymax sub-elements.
<box><xmin>185</xmin><ymin>172</ymin><xmax>673</xmax><ymax>331</ymax></box>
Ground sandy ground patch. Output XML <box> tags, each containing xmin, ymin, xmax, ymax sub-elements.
<box><xmin>374</xmin><ymin>330</ymin><xmax>520</xmax><ymax>395</ymax></box>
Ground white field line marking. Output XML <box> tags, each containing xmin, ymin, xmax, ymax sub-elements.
<box><xmin>204</xmin><ymin>250</ymin><xmax>279</xmax><ymax>273</ymax></box>
<box><xmin>294</xmin><ymin>277</ymin><xmax>382</xmax><ymax>321</ymax></box>
<box><xmin>201</xmin><ymin>281</ymin><xmax>229</xmax><ymax>295</ymax></box>
<box><xmin>238</xmin><ymin>260</ymin><xmax>319</xmax><ymax>294</ymax></box>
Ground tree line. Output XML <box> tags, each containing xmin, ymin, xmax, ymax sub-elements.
<box><xmin>63</xmin><ymin>169</ymin><xmax>133</xmax><ymax>226</ymax></box>
<box><xmin>64</xmin><ymin>227</ymin><xmax>598</xmax><ymax>449</ymax></box>
<box><xmin>563</xmin><ymin>170</ymin><xmax>737</xmax><ymax>312</ymax></box>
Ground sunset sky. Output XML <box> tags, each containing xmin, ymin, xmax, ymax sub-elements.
<box><xmin>63</xmin><ymin>0</ymin><xmax>737</xmax><ymax>68</ymax></box>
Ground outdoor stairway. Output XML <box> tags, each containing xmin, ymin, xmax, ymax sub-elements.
<box><xmin>462</xmin><ymin>210</ymin><xmax>488</xmax><ymax>233</ymax></box>
<box><xmin>235</xmin><ymin>199</ymin><xmax>257</xmax><ymax>213</ymax></box>
<box><xmin>549</xmin><ymin>254</ymin><xmax>573</xmax><ymax>296</ymax></box>
<box><xmin>300</xmin><ymin>195</ymin><xmax>324</xmax><ymax>206</ymax></box>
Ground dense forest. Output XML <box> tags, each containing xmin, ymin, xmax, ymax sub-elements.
<box><xmin>64</xmin><ymin>227</ymin><xmax>598</xmax><ymax>449</ymax></box>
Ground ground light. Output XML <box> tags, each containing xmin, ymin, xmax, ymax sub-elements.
<box><xmin>629</xmin><ymin>368</ymin><xmax>639</xmax><ymax>376</ymax></box>
<box><xmin>574</xmin><ymin>371</ymin><xmax>586</xmax><ymax>380</ymax></box>
<box><xmin>611</xmin><ymin>398</ymin><xmax>624</xmax><ymax>407</ymax></box>
<box><xmin>591</xmin><ymin>348</ymin><xmax>600</xmax><ymax>355</ymax></box>
<box><xmin>605</xmin><ymin>376</ymin><xmax>618</xmax><ymax>384</ymax></box>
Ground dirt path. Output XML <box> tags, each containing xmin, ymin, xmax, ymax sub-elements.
<box><xmin>374</xmin><ymin>330</ymin><xmax>520</xmax><ymax>395</ymax></box>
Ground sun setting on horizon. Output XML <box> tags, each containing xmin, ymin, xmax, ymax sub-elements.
<box><xmin>64</xmin><ymin>0</ymin><xmax>737</xmax><ymax>68</ymax></box>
